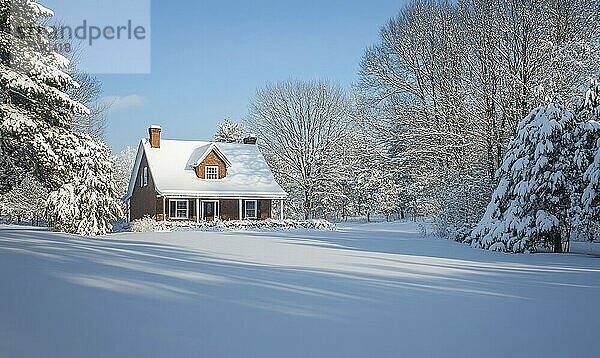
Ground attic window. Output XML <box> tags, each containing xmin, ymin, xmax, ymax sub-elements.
<box><xmin>205</xmin><ymin>166</ymin><xmax>219</xmax><ymax>180</ymax></box>
<box><xmin>141</xmin><ymin>166</ymin><xmax>148</xmax><ymax>187</ymax></box>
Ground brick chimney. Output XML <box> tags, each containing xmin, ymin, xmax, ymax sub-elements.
<box><xmin>243</xmin><ymin>134</ymin><xmax>257</xmax><ymax>145</ymax></box>
<box><xmin>149</xmin><ymin>125</ymin><xmax>162</xmax><ymax>148</ymax></box>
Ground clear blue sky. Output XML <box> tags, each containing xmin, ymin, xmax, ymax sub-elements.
<box><xmin>47</xmin><ymin>0</ymin><xmax>405</xmax><ymax>152</ymax></box>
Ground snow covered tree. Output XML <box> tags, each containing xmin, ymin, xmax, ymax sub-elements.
<box><xmin>0</xmin><ymin>0</ymin><xmax>122</xmax><ymax>235</ymax></box>
<box><xmin>46</xmin><ymin>139</ymin><xmax>122</xmax><ymax>235</ymax></box>
<box><xmin>0</xmin><ymin>174</ymin><xmax>48</xmax><ymax>225</ymax></box>
<box><xmin>112</xmin><ymin>145</ymin><xmax>137</xmax><ymax>215</ymax></box>
<box><xmin>470</xmin><ymin>98</ymin><xmax>578</xmax><ymax>253</ymax></box>
<box><xmin>69</xmin><ymin>72</ymin><xmax>109</xmax><ymax>140</ymax></box>
<box><xmin>249</xmin><ymin>80</ymin><xmax>353</xmax><ymax>219</ymax></box>
<box><xmin>113</xmin><ymin>146</ymin><xmax>137</xmax><ymax>197</ymax></box>
<box><xmin>577</xmin><ymin>79</ymin><xmax>600</xmax><ymax>236</ymax></box>
<box><xmin>0</xmin><ymin>0</ymin><xmax>87</xmax><ymax>191</ymax></box>
<box><xmin>214</xmin><ymin>118</ymin><xmax>245</xmax><ymax>143</ymax></box>
<box><xmin>358</xmin><ymin>0</ymin><xmax>600</xmax><ymax>231</ymax></box>
<box><xmin>378</xmin><ymin>176</ymin><xmax>400</xmax><ymax>221</ymax></box>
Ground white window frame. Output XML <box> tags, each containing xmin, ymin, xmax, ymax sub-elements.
<box><xmin>141</xmin><ymin>166</ymin><xmax>148</xmax><ymax>187</ymax></box>
<box><xmin>245</xmin><ymin>200</ymin><xmax>257</xmax><ymax>219</ymax></box>
<box><xmin>204</xmin><ymin>165</ymin><xmax>219</xmax><ymax>180</ymax></box>
<box><xmin>170</xmin><ymin>200</ymin><xmax>189</xmax><ymax>219</ymax></box>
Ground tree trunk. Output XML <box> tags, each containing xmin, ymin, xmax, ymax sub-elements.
<box><xmin>304</xmin><ymin>189</ymin><xmax>311</xmax><ymax>220</ymax></box>
<box><xmin>552</xmin><ymin>232</ymin><xmax>562</xmax><ymax>253</ymax></box>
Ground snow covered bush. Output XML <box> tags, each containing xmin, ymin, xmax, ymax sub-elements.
<box><xmin>224</xmin><ymin>219</ymin><xmax>336</xmax><ymax>231</ymax></box>
<box><xmin>130</xmin><ymin>216</ymin><xmax>169</xmax><ymax>233</ymax></box>
<box><xmin>129</xmin><ymin>218</ymin><xmax>336</xmax><ymax>233</ymax></box>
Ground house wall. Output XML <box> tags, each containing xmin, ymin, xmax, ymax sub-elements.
<box><xmin>235</xmin><ymin>199</ymin><xmax>272</xmax><ymax>220</ymax></box>
<box><xmin>130</xmin><ymin>153</ymin><xmax>158</xmax><ymax>221</ymax></box>
<box><xmin>220</xmin><ymin>199</ymin><xmax>239</xmax><ymax>220</ymax></box>
<box><xmin>258</xmin><ymin>199</ymin><xmax>271</xmax><ymax>220</ymax></box>
<box><xmin>218</xmin><ymin>199</ymin><xmax>272</xmax><ymax>220</ymax></box>
<box><xmin>195</xmin><ymin>151</ymin><xmax>227</xmax><ymax>179</ymax></box>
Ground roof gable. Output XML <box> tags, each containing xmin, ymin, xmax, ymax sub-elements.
<box><xmin>187</xmin><ymin>143</ymin><xmax>232</xmax><ymax>168</ymax></box>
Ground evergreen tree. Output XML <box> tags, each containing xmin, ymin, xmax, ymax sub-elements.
<box><xmin>46</xmin><ymin>139</ymin><xmax>122</xmax><ymax>235</ymax></box>
<box><xmin>578</xmin><ymin>80</ymin><xmax>600</xmax><ymax>230</ymax></box>
<box><xmin>0</xmin><ymin>0</ymin><xmax>121</xmax><ymax>235</ymax></box>
<box><xmin>470</xmin><ymin>100</ymin><xmax>576</xmax><ymax>253</ymax></box>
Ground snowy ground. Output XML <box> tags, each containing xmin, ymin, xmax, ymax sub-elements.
<box><xmin>1</xmin><ymin>222</ymin><xmax>599</xmax><ymax>357</ymax></box>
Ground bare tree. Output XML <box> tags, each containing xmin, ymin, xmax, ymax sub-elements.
<box><xmin>248</xmin><ymin>80</ymin><xmax>353</xmax><ymax>219</ymax></box>
<box><xmin>358</xmin><ymin>0</ymin><xmax>600</xmax><ymax>228</ymax></box>
<box><xmin>69</xmin><ymin>72</ymin><xmax>109</xmax><ymax>140</ymax></box>
<box><xmin>47</xmin><ymin>20</ymin><xmax>109</xmax><ymax>139</ymax></box>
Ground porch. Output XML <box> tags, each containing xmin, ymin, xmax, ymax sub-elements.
<box><xmin>155</xmin><ymin>197</ymin><xmax>285</xmax><ymax>222</ymax></box>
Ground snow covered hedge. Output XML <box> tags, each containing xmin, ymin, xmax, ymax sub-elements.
<box><xmin>130</xmin><ymin>217</ymin><xmax>336</xmax><ymax>233</ymax></box>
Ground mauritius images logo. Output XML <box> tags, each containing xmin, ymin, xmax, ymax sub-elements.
<box><xmin>11</xmin><ymin>0</ymin><xmax>151</xmax><ymax>74</ymax></box>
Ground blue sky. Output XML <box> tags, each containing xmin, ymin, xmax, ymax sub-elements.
<box><xmin>45</xmin><ymin>0</ymin><xmax>404</xmax><ymax>152</ymax></box>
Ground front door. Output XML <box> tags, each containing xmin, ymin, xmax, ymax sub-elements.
<box><xmin>203</xmin><ymin>201</ymin><xmax>219</xmax><ymax>221</ymax></box>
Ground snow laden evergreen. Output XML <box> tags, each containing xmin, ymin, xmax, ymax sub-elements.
<box><xmin>470</xmin><ymin>101</ymin><xmax>574</xmax><ymax>252</ymax></box>
<box><xmin>46</xmin><ymin>139</ymin><xmax>122</xmax><ymax>235</ymax></box>
<box><xmin>214</xmin><ymin>118</ymin><xmax>245</xmax><ymax>143</ymax></box>
<box><xmin>0</xmin><ymin>0</ymin><xmax>121</xmax><ymax>235</ymax></box>
<box><xmin>470</xmin><ymin>80</ymin><xmax>600</xmax><ymax>253</ymax></box>
<box><xmin>577</xmin><ymin>80</ymin><xmax>600</xmax><ymax>232</ymax></box>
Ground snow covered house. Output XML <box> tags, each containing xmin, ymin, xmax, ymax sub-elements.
<box><xmin>125</xmin><ymin>126</ymin><xmax>287</xmax><ymax>222</ymax></box>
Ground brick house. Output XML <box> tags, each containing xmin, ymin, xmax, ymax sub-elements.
<box><xmin>124</xmin><ymin>125</ymin><xmax>288</xmax><ymax>222</ymax></box>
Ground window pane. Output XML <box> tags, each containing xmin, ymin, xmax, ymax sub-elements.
<box><xmin>205</xmin><ymin>166</ymin><xmax>218</xmax><ymax>179</ymax></box>
<box><xmin>177</xmin><ymin>201</ymin><xmax>186</xmax><ymax>209</ymax></box>
<box><xmin>245</xmin><ymin>201</ymin><xmax>257</xmax><ymax>218</ymax></box>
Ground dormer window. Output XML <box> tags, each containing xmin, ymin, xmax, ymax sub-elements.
<box><xmin>192</xmin><ymin>144</ymin><xmax>231</xmax><ymax>180</ymax></box>
<box><xmin>205</xmin><ymin>166</ymin><xmax>219</xmax><ymax>180</ymax></box>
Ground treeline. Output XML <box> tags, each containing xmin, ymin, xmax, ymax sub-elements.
<box><xmin>358</xmin><ymin>0</ymin><xmax>600</xmax><ymax>227</ymax></box>
<box><xmin>244</xmin><ymin>0</ymin><xmax>600</xmax><ymax>226</ymax></box>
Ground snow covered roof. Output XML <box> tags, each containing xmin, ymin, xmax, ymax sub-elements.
<box><xmin>125</xmin><ymin>139</ymin><xmax>287</xmax><ymax>200</ymax></box>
